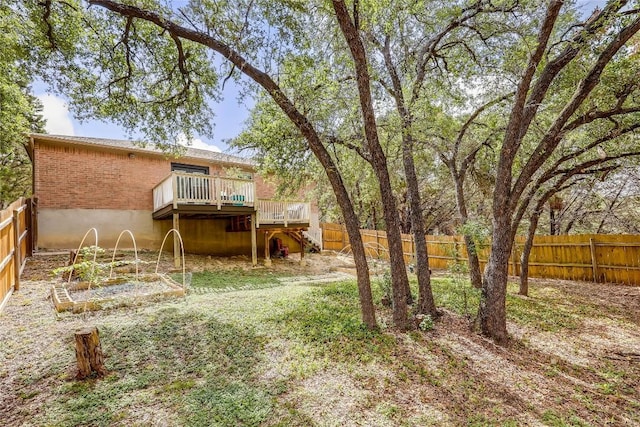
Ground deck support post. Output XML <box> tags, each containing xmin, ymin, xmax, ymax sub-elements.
<box><xmin>173</xmin><ymin>213</ymin><xmax>180</xmax><ymax>268</ymax></box>
<box><xmin>251</xmin><ymin>213</ymin><xmax>257</xmax><ymax>266</ymax></box>
<box><xmin>264</xmin><ymin>231</ymin><xmax>271</xmax><ymax>266</ymax></box>
<box><xmin>299</xmin><ymin>231</ymin><xmax>306</xmax><ymax>266</ymax></box>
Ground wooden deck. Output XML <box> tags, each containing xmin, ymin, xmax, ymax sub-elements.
<box><xmin>152</xmin><ymin>172</ymin><xmax>310</xmax><ymax>227</ymax></box>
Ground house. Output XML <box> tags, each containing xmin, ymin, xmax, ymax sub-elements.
<box><xmin>27</xmin><ymin>134</ymin><xmax>321</xmax><ymax>265</ymax></box>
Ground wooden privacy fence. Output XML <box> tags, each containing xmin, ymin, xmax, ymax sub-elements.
<box><xmin>321</xmin><ymin>223</ymin><xmax>640</xmax><ymax>285</ymax></box>
<box><xmin>0</xmin><ymin>197</ymin><xmax>35</xmax><ymax>312</ymax></box>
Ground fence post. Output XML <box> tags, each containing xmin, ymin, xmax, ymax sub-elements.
<box><xmin>25</xmin><ymin>199</ymin><xmax>33</xmax><ymax>257</ymax></box>
<box><xmin>12</xmin><ymin>209</ymin><xmax>20</xmax><ymax>291</ymax></box>
<box><xmin>589</xmin><ymin>238</ymin><xmax>599</xmax><ymax>282</ymax></box>
<box><xmin>31</xmin><ymin>197</ymin><xmax>38</xmax><ymax>252</ymax></box>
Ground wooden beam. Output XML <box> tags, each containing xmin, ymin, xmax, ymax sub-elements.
<box><xmin>299</xmin><ymin>231</ymin><xmax>305</xmax><ymax>266</ymax></box>
<box><xmin>173</xmin><ymin>213</ymin><xmax>180</xmax><ymax>268</ymax></box>
<box><xmin>264</xmin><ymin>231</ymin><xmax>278</xmax><ymax>266</ymax></box>
<box><xmin>251</xmin><ymin>213</ymin><xmax>257</xmax><ymax>266</ymax></box>
<box><xmin>172</xmin><ymin>174</ymin><xmax>178</xmax><ymax>209</ymax></box>
<box><xmin>25</xmin><ymin>199</ymin><xmax>33</xmax><ymax>257</ymax></box>
<box><xmin>264</xmin><ymin>231</ymin><xmax>271</xmax><ymax>266</ymax></box>
<box><xmin>300</xmin><ymin>232</ymin><xmax>304</xmax><ymax>258</ymax></box>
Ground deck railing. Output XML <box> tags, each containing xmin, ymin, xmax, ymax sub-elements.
<box><xmin>152</xmin><ymin>173</ymin><xmax>311</xmax><ymax>227</ymax></box>
<box><xmin>153</xmin><ymin>172</ymin><xmax>255</xmax><ymax>211</ymax></box>
<box><xmin>256</xmin><ymin>200</ymin><xmax>310</xmax><ymax>227</ymax></box>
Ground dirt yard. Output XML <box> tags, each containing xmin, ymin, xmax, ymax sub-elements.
<box><xmin>1</xmin><ymin>252</ymin><xmax>639</xmax><ymax>426</ymax></box>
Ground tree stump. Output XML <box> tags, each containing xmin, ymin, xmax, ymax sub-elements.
<box><xmin>75</xmin><ymin>327</ymin><xmax>106</xmax><ymax>379</ymax></box>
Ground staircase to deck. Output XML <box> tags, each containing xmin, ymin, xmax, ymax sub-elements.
<box><xmin>302</xmin><ymin>230</ymin><xmax>322</xmax><ymax>253</ymax></box>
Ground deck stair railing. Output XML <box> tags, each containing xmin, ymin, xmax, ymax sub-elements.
<box><xmin>303</xmin><ymin>229</ymin><xmax>323</xmax><ymax>250</ymax></box>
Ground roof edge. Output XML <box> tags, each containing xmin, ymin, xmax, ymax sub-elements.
<box><xmin>29</xmin><ymin>133</ymin><xmax>256</xmax><ymax>169</ymax></box>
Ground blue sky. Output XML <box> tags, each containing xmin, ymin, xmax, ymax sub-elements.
<box><xmin>35</xmin><ymin>0</ymin><xmax>606</xmax><ymax>153</ymax></box>
<box><xmin>35</xmin><ymin>75</ymin><xmax>253</xmax><ymax>153</ymax></box>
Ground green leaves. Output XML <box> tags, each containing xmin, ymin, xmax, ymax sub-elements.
<box><xmin>0</xmin><ymin>3</ymin><xmax>46</xmax><ymax>206</ymax></box>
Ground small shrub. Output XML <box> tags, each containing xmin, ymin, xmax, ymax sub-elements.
<box><xmin>52</xmin><ymin>245</ymin><xmax>142</xmax><ymax>286</ymax></box>
<box><xmin>418</xmin><ymin>315</ymin><xmax>434</xmax><ymax>331</ymax></box>
<box><xmin>377</xmin><ymin>269</ymin><xmax>392</xmax><ymax>307</ymax></box>
<box><xmin>458</xmin><ymin>221</ymin><xmax>490</xmax><ymax>256</ymax></box>
<box><xmin>447</xmin><ymin>260</ymin><xmax>472</xmax><ymax>319</ymax></box>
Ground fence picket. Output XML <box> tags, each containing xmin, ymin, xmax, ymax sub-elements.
<box><xmin>0</xmin><ymin>198</ymin><xmax>33</xmax><ymax>312</ymax></box>
<box><xmin>321</xmin><ymin>223</ymin><xmax>640</xmax><ymax>286</ymax></box>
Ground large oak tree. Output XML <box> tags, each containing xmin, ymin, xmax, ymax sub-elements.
<box><xmin>479</xmin><ymin>0</ymin><xmax>640</xmax><ymax>342</ymax></box>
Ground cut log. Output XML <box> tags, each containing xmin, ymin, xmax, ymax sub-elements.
<box><xmin>75</xmin><ymin>327</ymin><xmax>106</xmax><ymax>379</ymax></box>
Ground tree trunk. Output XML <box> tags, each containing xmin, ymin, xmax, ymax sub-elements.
<box><xmin>463</xmin><ymin>235</ymin><xmax>483</xmax><ymax>289</ymax></box>
<box><xmin>75</xmin><ymin>327</ymin><xmax>107</xmax><ymax>379</ymax></box>
<box><xmin>478</xmin><ymin>217</ymin><xmax>512</xmax><ymax>344</ymax></box>
<box><xmin>453</xmin><ymin>174</ymin><xmax>483</xmax><ymax>289</ymax></box>
<box><xmin>342</xmin><ymin>199</ymin><xmax>378</xmax><ymax>328</ymax></box>
<box><xmin>373</xmin><ymin>149</ymin><xmax>410</xmax><ymax>328</ymax></box>
<box><xmin>379</xmin><ymin>31</ymin><xmax>435</xmax><ymax>317</ymax></box>
<box><xmin>519</xmin><ymin>210</ymin><xmax>542</xmax><ymax>296</ymax></box>
<box><xmin>403</xmin><ymin>134</ymin><xmax>436</xmax><ymax>316</ymax></box>
<box><xmin>332</xmin><ymin>0</ymin><xmax>410</xmax><ymax>329</ymax></box>
<box><xmin>279</xmin><ymin>108</ymin><xmax>378</xmax><ymax>329</ymax></box>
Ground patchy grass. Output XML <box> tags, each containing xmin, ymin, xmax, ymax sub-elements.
<box><xmin>171</xmin><ymin>268</ymin><xmax>302</xmax><ymax>293</ymax></box>
<box><xmin>182</xmin><ymin>268</ymin><xmax>286</xmax><ymax>289</ymax></box>
<box><xmin>430</xmin><ymin>276</ymin><xmax>481</xmax><ymax>316</ymax></box>
<box><xmin>41</xmin><ymin>310</ymin><xmax>275</xmax><ymax>426</ymax></box>
<box><xmin>2</xmin><ymin>254</ymin><xmax>640</xmax><ymax>426</ymax></box>
<box><xmin>276</xmin><ymin>281</ymin><xmax>396</xmax><ymax>363</ymax></box>
<box><xmin>429</xmin><ymin>277</ymin><xmax>588</xmax><ymax>331</ymax></box>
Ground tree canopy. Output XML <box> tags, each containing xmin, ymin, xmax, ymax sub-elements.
<box><xmin>0</xmin><ymin>3</ymin><xmax>45</xmax><ymax>207</ymax></box>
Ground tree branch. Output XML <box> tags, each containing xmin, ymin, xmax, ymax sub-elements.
<box><xmin>454</xmin><ymin>92</ymin><xmax>513</xmax><ymax>160</ymax></box>
<box><xmin>511</xmin><ymin>11</ymin><xmax>640</xmax><ymax>210</ymax></box>
<box><xmin>39</xmin><ymin>0</ymin><xmax>57</xmax><ymax>49</ymax></box>
<box><xmin>325</xmin><ymin>134</ymin><xmax>370</xmax><ymax>162</ymax></box>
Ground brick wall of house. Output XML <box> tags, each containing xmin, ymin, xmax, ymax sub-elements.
<box><xmin>34</xmin><ymin>142</ymin><xmax>171</xmax><ymax>210</ymax></box>
<box><xmin>254</xmin><ymin>175</ymin><xmax>276</xmax><ymax>199</ymax></box>
<box><xmin>33</xmin><ymin>141</ymin><xmax>259</xmax><ymax>210</ymax></box>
